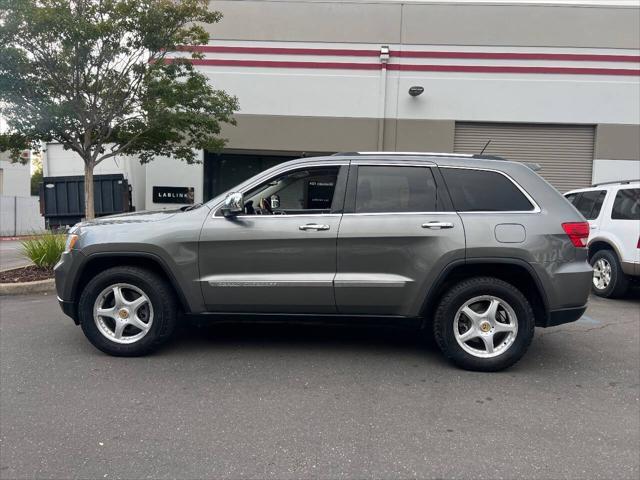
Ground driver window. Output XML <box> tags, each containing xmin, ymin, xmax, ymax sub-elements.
<box><xmin>242</xmin><ymin>166</ymin><xmax>340</xmax><ymax>215</ymax></box>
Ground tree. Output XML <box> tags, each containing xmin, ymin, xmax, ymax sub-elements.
<box><xmin>31</xmin><ymin>154</ymin><xmax>43</xmax><ymax>196</ymax></box>
<box><xmin>0</xmin><ymin>0</ymin><xmax>238</xmax><ymax>219</ymax></box>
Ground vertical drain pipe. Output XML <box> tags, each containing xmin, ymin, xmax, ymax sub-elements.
<box><xmin>377</xmin><ymin>46</ymin><xmax>390</xmax><ymax>151</ymax></box>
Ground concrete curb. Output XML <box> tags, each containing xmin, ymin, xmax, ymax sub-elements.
<box><xmin>0</xmin><ymin>268</ymin><xmax>55</xmax><ymax>296</ymax></box>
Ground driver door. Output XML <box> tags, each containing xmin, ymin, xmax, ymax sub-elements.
<box><xmin>198</xmin><ymin>162</ymin><xmax>348</xmax><ymax>313</ymax></box>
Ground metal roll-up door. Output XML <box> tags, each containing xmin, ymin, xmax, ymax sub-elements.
<box><xmin>454</xmin><ymin>122</ymin><xmax>595</xmax><ymax>192</ymax></box>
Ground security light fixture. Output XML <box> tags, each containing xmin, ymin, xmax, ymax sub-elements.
<box><xmin>409</xmin><ymin>86</ymin><xmax>424</xmax><ymax>97</ymax></box>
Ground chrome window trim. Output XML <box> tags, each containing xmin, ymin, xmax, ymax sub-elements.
<box><xmin>210</xmin><ymin>213</ymin><xmax>342</xmax><ymax>220</ymax></box>
<box><xmin>439</xmin><ymin>166</ymin><xmax>542</xmax><ymax>214</ymax></box>
<box><xmin>342</xmin><ymin>211</ymin><xmax>453</xmax><ymax>217</ymax></box>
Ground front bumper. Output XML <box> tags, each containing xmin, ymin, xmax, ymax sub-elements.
<box><xmin>540</xmin><ymin>305</ymin><xmax>587</xmax><ymax>328</ymax></box>
<box><xmin>54</xmin><ymin>249</ymin><xmax>84</xmax><ymax>324</ymax></box>
<box><xmin>57</xmin><ymin>297</ymin><xmax>79</xmax><ymax>324</ymax></box>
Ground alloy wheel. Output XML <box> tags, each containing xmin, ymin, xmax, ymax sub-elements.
<box><xmin>592</xmin><ymin>258</ymin><xmax>611</xmax><ymax>291</ymax></box>
<box><xmin>453</xmin><ymin>295</ymin><xmax>518</xmax><ymax>358</ymax></box>
<box><xmin>93</xmin><ymin>283</ymin><xmax>154</xmax><ymax>344</ymax></box>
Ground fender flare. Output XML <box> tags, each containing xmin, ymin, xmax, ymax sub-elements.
<box><xmin>73</xmin><ymin>251</ymin><xmax>192</xmax><ymax>314</ymax></box>
<box><xmin>420</xmin><ymin>257</ymin><xmax>550</xmax><ymax>319</ymax></box>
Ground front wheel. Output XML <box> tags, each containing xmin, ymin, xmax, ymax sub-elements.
<box><xmin>433</xmin><ymin>277</ymin><xmax>535</xmax><ymax>372</ymax></box>
<box><xmin>77</xmin><ymin>266</ymin><xmax>178</xmax><ymax>356</ymax></box>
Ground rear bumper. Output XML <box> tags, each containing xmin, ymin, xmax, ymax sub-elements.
<box><xmin>540</xmin><ymin>305</ymin><xmax>587</xmax><ymax>328</ymax></box>
<box><xmin>621</xmin><ymin>261</ymin><xmax>640</xmax><ymax>277</ymax></box>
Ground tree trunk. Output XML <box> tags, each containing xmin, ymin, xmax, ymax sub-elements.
<box><xmin>84</xmin><ymin>161</ymin><xmax>95</xmax><ymax>220</ymax></box>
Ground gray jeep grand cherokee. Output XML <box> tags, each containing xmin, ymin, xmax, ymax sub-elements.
<box><xmin>55</xmin><ymin>152</ymin><xmax>592</xmax><ymax>371</ymax></box>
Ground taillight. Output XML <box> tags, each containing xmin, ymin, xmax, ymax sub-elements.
<box><xmin>637</xmin><ymin>236</ymin><xmax>640</xmax><ymax>249</ymax></box>
<box><xmin>562</xmin><ymin>222</ymin><xmax>589</xmax><ymax>248</ymax></box>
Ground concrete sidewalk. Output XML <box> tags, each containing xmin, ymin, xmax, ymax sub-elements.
<box><xmin>0</xmin><ymin>239</ymin><xmax>31</xmax><ymax>271</ymax></box>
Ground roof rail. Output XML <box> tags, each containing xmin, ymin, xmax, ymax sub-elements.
<box><xmin>331</xmin><ymin>151</ymin><xmax>473</xmax><ymax>158</ymax></box>
<box><xmin>593</xmin><ymin>179</ymin><xmax>640</xmax><ymax>187</ymax></box>
<box><xmin>331</xmin><ymin>151</ymin><xmax>542</xmax><ymax>171</ymax></box>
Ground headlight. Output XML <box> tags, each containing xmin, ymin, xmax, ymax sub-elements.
<box><xmin>64</xmin><ymin>234</ymin><xmax>79</xmax><ymax>252</ymax></box>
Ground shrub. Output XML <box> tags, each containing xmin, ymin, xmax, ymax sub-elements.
<box><xmin>21</xmin><ymin>232</ymin><xmax>66</xmax><ymax>269</ymax></box>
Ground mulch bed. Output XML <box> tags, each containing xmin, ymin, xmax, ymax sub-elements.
<box><xmin>0</xmin><ymin>266</ymin><xmax>54</xmax><ymax>283</ymax></box>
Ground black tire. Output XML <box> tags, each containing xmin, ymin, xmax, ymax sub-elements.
<box><xmin>433</xmin><ymin>277</ymin><xmax>535</xmax><ymax>372</ymax></box>
<box><xmin>590</xmin><ymin>249</ymin><xmax>629</xmax><ymax>298</ymax></box>
<box><xmin>78</xmin><ymin>266</ymin><xmax>178</xmax><ymax>356</ymax></box>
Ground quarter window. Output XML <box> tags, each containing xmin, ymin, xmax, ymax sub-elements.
<box><xmin>441</xmin><ymin>168</ymin><xmax>535</xmax><ymax>212</ymax></box>
<box><xmin>611</xmin><ymin>188</ymin><xmax>640</xmax><ymax>220</ymax></box>
<box><xmin>355</xmin><ymin>166</ymin><xmax>438</xmax><ymax>213</ymax></box>
<box><xmin>565</xmin><ymin>193</ymin><xmax>579</xmax><ymax>205</ymax></box>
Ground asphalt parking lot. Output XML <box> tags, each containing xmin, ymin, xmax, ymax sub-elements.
<box><xmin>0</xmin><ymin>292</ymin><xmax>638</xmax><ymax>480</ymax></box>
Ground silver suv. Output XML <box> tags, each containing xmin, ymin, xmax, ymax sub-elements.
<box><xmin>55</xmin><ymin>153</ymin><xmax>593</xmax><ymax>371</ymax></box>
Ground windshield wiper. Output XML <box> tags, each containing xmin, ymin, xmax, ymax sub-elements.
<box><xmin>181</xmin><ymin>203</ymin><xmax>203</xmax><ymax>212</ymax></box>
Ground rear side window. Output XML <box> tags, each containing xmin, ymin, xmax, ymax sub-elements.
<box><xmin>565</xmin><ymin>193</ymin><xmax>579</xmax><ymax>205</ymax></box>
<box><xmin>573</xmin><ymin>190</ymin><xmax>606</xmax><ymax>220</ymax></box>
<box><xmin>355</xmin><ymin>166</ymin><xmax>437</xmax><ymax>213</ymax></box>
<box><xmin>441</xmin><ymin>168</ymin><xmax>534</xmax><ymax>212</ymax></box>
<box><xmin>611</xmin><ymin>188</ymin><xmax>640</xmax><ymax>220</ymax></box>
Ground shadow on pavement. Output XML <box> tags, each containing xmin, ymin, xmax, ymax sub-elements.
<box><xmin>168</xmin><ymin>319</ymin><xmax>441</xmax><ymax>357</ymax></box>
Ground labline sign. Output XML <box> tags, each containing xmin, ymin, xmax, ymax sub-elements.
<box><xmin>152</xmin><ymin>186</ymin><xmax>195</xmax><ymax>204</ymax></box>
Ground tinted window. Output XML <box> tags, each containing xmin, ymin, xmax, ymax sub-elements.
<box><xmin>441</xmin><ymin>168</ymin><xmax>534</xmax><ymax>212</ymax></box>
<box><xmin>565</xmin><ymin>193</ymin><xmax>579</xmax><ymax>205</ymax></box>
<box><xmin>355</xmin><ymin>166</ymin><xmax>437</xmax><ymax>213</ymax></box>
<box><xmin>611</xmin><ymin>188</ymin><xmax>640</xmax><ymax>220</ymax></box>
<box><xmin>574</xmin><ymin>190</ymin><xmax>606</xmax><ymax>220</ymax></box>
<box><xmin>244</xmin><ymin>166</ymin><xmax>339</xmax><ymax>214</ymax></box>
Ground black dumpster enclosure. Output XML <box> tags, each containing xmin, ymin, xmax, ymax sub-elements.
<box><xmin>40</xmin><ymin>174</ymin><xmax>132</xmax><ymax>229</ymax></box>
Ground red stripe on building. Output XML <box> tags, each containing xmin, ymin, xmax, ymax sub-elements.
<box><xmin>178</xmin><ymin>45</ymin><xmax>640</xmax><ymax>63</ymax></box>
<box><xmin>185</xmin><ymin>58</ymin><xmax>640</xmax><ymax>76</ymax></box>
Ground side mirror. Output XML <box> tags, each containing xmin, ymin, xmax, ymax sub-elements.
<box><xmin>221</xmin><ymin>191</ymin><xmax>244</xmax><ymax>217</ymax></box>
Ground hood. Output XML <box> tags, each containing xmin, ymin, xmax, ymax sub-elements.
<box><xmin>76</xmin><ymin>209</ymin><xmax>180</xmax><ymax>228</ymax></box>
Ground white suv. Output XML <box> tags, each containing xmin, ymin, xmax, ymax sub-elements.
<box><xmin>565</xmin><ymin>181</ymin><xmax>639</xmax><ymax>298</ymax></box>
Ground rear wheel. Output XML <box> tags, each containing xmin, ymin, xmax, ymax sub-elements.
<box><xmin>433</xmin><ymin>277</ymin><xmax>535</xmax><ymax>372</ymax></box>
<box><xmin>78</xmin><ymin>266</ymin><xmax>178</xmax><ymax>356</ymax></box>
<box><xmin>591</xmin><ymin>249</ymin><xmax>629</xmax><ymax>298</ymax></box>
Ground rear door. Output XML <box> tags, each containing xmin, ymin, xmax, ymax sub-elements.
<box><xmin>335</xmin><ymin>160</ymin><xmax>465</xmax><ymax>316</ymax></box>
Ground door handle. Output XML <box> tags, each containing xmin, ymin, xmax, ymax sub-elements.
<box><xmin>299</xmin><ymin>223</ymin><xmax>330</xmax><ymax>231</ymax></box>
<box><xmin>422</xmin><ymin>221</ymin><xmax>454</xmax><ymax>229</ymax></box>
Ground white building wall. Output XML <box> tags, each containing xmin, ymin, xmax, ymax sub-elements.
<box><xmin>0</xmin><ymin>154</ymin><xmax>31</xmax><ymax>197</ymax></box>
<box><xmin>186</xmin><ymin>42</ymin><xmax>640</xmax><ymax>125</ymax></box>
<box><xmin>0</xmin><ymin>195</ymin><xmax>45</xmax><ymax>236</ymax></box>
<box><xmin>592</xmin><ymin>160</ymin><xmax>640</xmax><ymax>185</ymax></box>
<box><xmin>144</xmin><ymin>152</ymin><xmax>204</xmax><ymax>210</ymax></box>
